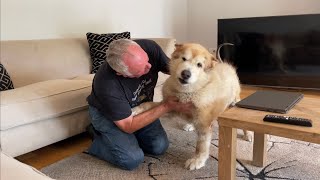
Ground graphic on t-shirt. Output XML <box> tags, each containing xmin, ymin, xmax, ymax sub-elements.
<box><xmin>131</xmin><ymin>78</ymin><xmax>153</xmax><ymax>107</ymax></box>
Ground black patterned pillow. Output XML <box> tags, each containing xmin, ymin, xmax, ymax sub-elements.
<box><xmin>86</xmin><ymin>31</ymin><xmax>131</xmax><ymax>73</ymax></box>
<box><xmin>0</xmin><ymin>63</ymin><xmax>14</xmax><ymax>91</ymax></box>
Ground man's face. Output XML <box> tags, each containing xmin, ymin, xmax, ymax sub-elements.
<box><xmin>122</xmin><ymin>45</ymin><xmax>152</xmax><ymax>78</ymax></box>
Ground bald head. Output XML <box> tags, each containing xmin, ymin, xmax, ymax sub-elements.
<box><xmin>106</xmin><ymin>39</ymin><xmax>151</xmax><ymax>78</ymax></box>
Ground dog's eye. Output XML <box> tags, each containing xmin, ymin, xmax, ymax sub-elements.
<box><xmin>197</xmin><ymin>63</ymin><xmax>203</xmax><ymax>68</ymax></box>
<box><xmin>182</xmin><ymin>57</ymin><xmax>187</xmax><ymax>61</ymax></box>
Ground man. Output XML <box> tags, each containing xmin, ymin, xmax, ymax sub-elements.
<box><xmin>87</xmin><ymin>39</ymin><xmax>193</xmax><ymax>170</ymax></box>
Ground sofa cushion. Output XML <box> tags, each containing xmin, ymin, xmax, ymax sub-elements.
<box><xmin>86</xmin><ymin>32</ymin><xmax>131</xmax><ymax>73</ymax></box>
<box><xmin>71</xmin><ymin>74</ymin><xmax>95</xmax><ymax>82</ymax></box>
<box><xmin>1</xmin><ymin>38</ymin><xmax>92</xmax><ymax>88</ymax></box>
<box><xmin>0</xmin><ymin>79</ymin><xmax>92</xmax><ymax>131</ymax></box>
<box><xmin>0</xmin><ymin>63</ymin><xmax>14</xmax><ymax>91</ymax></box>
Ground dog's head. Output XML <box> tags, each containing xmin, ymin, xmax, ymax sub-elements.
<box><xmin>169</xmin><ymin>43</ymin><xmax>219</xmax><ymax>88</ymax></box>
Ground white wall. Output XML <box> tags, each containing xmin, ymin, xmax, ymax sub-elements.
<box><xmin>187</xmin><ymin>0</ymin><xmax>320</xmax><ymax>49</ymax></box>
<box><xmin>1</xmin><ymin>0</ymin><xmax>188</xmax><ymax>41</ymax></box>
<box><xmin>2</xmin><ymin>0</ymin><xmax>320</xmax><ymax>47</ymax></box>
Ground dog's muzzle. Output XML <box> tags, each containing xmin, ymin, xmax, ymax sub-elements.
<box><xmin>179</xmin><ymin>70</ymin><xmax>191</xmax><ymax>84</ymax></box>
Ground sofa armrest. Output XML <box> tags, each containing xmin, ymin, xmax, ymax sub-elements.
<box><xmin>149</xmin><ymin>38</ymin><xmax>176</xmax><ymax>58</ymax></box>
<box><xmin>0</xmin><ymin>151</ymin><xmax>54</xmax><ymax>180</ymax></box>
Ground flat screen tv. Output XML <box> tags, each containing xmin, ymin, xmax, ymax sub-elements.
<box><xmin>218</xmin><ymin>14</ymin><xmax>320</xmax><ymax>90</ymax></box>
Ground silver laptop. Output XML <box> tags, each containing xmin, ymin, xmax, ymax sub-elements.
<box><xmin>236</xmin><ymin>90</ymin><xmax>304</xmax><ymax>114</ymax></box>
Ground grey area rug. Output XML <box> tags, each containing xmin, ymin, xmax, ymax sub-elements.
<box><xmin>41</xmin><ymin>118</ymin><xmax>320</xmax><ymax>180</ymax></box>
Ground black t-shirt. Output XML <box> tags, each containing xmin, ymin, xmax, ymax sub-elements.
<box><xmin>87</xmin><ymin>39</ymin><xmax>169</xmax><ymax>121</ymax></box>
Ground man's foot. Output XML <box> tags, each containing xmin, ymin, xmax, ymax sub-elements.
<box><xmin>86</xmin><ymin>124</ymin><xmax>100</xmax><ymax>140</ymax></box>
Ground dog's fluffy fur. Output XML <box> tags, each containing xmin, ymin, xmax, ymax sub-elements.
<box><xmin>132</xmin><ymin>43</ymin><xmax>250</xmax><ymax>170</ymax></box>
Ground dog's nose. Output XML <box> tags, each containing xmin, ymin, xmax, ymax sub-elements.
<box><xmin>181</xmin><ymin>70</ymin><xmax>191</xmax><ymax>79</ymax></box>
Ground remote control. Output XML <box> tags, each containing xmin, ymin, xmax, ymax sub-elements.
<box><xmin>263</xmin><ymin>114</ymin><xmax>312</xmax><ymax>127</ymax></box>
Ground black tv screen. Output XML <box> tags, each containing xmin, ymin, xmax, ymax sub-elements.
<box><xmin>218</xmin><ymin>14</ymin><xmax>320</xmax><ymax>90</ymax></box>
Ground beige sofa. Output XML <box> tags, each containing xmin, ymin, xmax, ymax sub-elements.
<box><xmin>0</xmin><ymin>37</ymin><xmax>174</xmax><ymax>157</ymax></box>
<box><xmin>1</xmin><ymin>150</ymin><xmax>54</xmax><ymax>180</ymax></box>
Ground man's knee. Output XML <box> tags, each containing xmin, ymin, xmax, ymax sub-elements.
<box><xmin>88</xmin><ymin>136</ymin><xmax>144</xmax><ymax>170</ymax></box>
<box><xmin>147</xmin><ymin>136</ymin><xmax>169</xmax><ymax>155</ymax></box>
<box><xmin>118</xmin><ymin>148</ymin><xmax>144</xmax><ymax>170</ymax></box>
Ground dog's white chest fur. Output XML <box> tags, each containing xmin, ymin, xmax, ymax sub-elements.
<box><xmin>175</xmin><ymin>91</ymin><xmax>210</xmax><ymax>109</ymax></box>
<box><xmin>176</xmin><ymin>92</ymin><xmax>197</xmax><ymax>103</ymax></box>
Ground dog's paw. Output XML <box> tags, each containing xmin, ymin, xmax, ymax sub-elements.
<box><xmin>131</xmin><ymin>106</ymin><xmax>142</xmax><ymax>116</ymax></box>
<box><xmin>242</xmin><ymin>135</ymin><xmax>252</xmax><ymax>142</ymax></box>
<box><xmin>229</xmin><ymin>102</ymin><xmax>236</xmax><ymax>107</ymax></box>
<box><xmin>185</xmin><ymin>156</ymin><xmax>206</xmax><ymax>170</ymax></box>
<box><xmin>183</xmin><ymin>123</ymin><xmax>195</xmax><ymax>131</ymax></box>
<box><xmin>242</xmin><ymin>131</ymin><xmax>252</xmax><ymax>142</ymax></box>
<box><xmin>131</xmin><ymin>102</ymin><xmax>160</xmax><ymax>116</ymax></box>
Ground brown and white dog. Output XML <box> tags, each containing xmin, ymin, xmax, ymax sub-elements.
<box><xmin>132</xmin><ymin>43</ymin><xmax>250</xmax><ymax>170</ymax></box>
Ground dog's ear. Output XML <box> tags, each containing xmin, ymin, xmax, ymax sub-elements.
<box><xmin>211</xmin><ymin>55</ymin><xmax>219</xmax><ymax>65</ymax></box>
<box><xmin>171</xmin><ymin>51</ymin><xmax>180</xmax><ymax>59</ymax></box>
<box><xmin>172</xmin><ymin>44</ymin><xmax>183</xmax><ymax>59</ymax></box>
<box><xmin>205</xmin><ymin>54</ymin><xmax>219</xmax><ymax>71</ymax></box>
<box><xmin>175</xmin><ymin>43</ymin><xmax>183</xmax><ymax>49</ymax></box>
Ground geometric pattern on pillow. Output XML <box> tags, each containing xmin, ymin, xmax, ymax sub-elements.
<box><xmin>0</xmin><ymin>63</ymin><xmax>14</xmax><ymax>91</ymax></box>
<box><xmin>86</xmin><ymin>32</ymin><xmax>131</xmax><ymax>73</ymax></box>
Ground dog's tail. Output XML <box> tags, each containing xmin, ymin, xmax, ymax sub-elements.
<box><xmin>216</xmin><ymin>43</ymin><xmax>234</xmax><ymax>62</ymax></box>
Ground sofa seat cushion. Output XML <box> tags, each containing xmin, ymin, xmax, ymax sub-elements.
<box><xmin>0</xmin><ymin>79</ymin><xmax>92</xmax><ymax>131</ymax></box>
<box><xmin>71</xmin><ymin>74</ymin><xmax>95</xmax><ymax>81</ymax></box>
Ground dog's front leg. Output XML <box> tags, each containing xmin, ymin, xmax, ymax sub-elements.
<box><xmin>131</xmin><ymin>102</ymin><xmax>160</xmax><ymax>116</ymax></box>
<box><xmin>185</xmin><ymin>124</ymin><xmax>212</xmax><ymax>170</ymax></box>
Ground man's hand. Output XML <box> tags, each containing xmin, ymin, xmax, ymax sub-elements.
<box><xmin>115</xmin><ymin>97</ymin><xmax>193</xmax><ymax>134</ymax></box>
<box><xmin>164</xmin><ymin>96</ymin><xmax>194</xmax><ymax>115</ymax></box>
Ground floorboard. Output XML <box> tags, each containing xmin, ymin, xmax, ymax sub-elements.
<box><xmin>16</xmin><ymin>133</ymin><xmax>92</xmax><ymax>169</ymax></box>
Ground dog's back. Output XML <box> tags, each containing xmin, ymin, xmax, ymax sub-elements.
<box><xmin>208</xmin><ymin>62</ymin><xmax>241</xmax><ymax>103</ymax></box>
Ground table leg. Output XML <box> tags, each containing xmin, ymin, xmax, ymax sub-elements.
<box><xmin>218</xmin><ymin>125</ymin><xmax>237</xmax><ymax>180</ymax></box>
<box><xmin>252</xmin><ymin>132</ymin><xmax>267</xmax><ymax>167</ymax></box>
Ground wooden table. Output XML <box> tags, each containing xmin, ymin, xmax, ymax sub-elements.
<box><xmin>217</xmin><ymin>86</ymin><xmax>320</xmax><ymax>180</ymax></box>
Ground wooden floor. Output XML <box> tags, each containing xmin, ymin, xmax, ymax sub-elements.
<box><xmin>16</xmin><ymin>133</ymin><xmax>92</xmax><ymax>170</ymax></box>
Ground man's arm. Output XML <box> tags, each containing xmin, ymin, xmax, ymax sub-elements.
<box><xmin>114</xmin><ymin>97</ymin><xmax>193</xmax><ymax>134</ymax></box>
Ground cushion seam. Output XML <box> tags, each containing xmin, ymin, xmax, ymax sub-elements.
<box><xmin>1</xmin><ymin>86</ymin><xmax>91</xmax><ymax>106</ymax></box>
<box><xmin>1</xmin><ymin>105</ymin><xmax>89</xmax><ymax>131</ymax></box>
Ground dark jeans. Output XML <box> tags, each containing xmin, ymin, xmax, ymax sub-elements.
<box><xmin>87</xmin><ymin>106</ymin><xmax>169</xmax><ymax>170</ymax></box>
